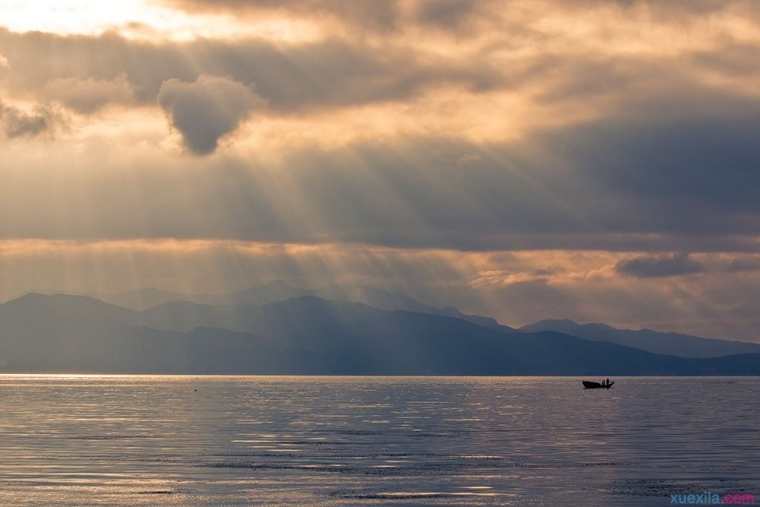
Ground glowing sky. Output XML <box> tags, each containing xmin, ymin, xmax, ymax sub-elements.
<box><xmin>1</xmin><ymin>0</ymin><xmax>760</xmax><ymax>339</ymax></box>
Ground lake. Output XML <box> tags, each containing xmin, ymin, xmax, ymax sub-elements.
<box><xmin>0</xmin><ymin>375</ymin><xmax>758</xmax><ymax>506</ymax></box>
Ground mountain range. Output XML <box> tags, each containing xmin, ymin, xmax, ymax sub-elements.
<box><xmin>1</xmin><ymin>287</ymin><xmax>760</xmax><ymax>375</ymax></box>
<box><xmin>100</xmin><ymin>282</ymin><xmax>502</xmax><ymax>329</ymax></box>
<box><xmin>520</xmin><ymin>319</ymin><xmax>760</xmax><ymax>358</ymax></box>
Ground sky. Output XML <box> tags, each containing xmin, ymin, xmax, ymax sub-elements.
<box><xmin>0</xmin><ymin>0</ymin><xmax>759</xmax><ymax>340</ymax></box>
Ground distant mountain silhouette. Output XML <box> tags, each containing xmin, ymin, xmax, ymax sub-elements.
<box><xmin>104</xmin><ymin>282</ymin><xmax>504</xmax><ymax>329</ymax></box>
<box><xmin>520</xmin><ymin>319</ymin><xmax>760</xmax><ymax>358</ymax></box>
<box><xmin>100</xmin><ymin>288</ymin><xmax>190</xmax><ymax>311</ymax></box>
<box><xmin>1</xmin><ymin>293</ymin><xmax>760</xmax><ymax>375</ymax></box>
<box><xmin>101</xmin><ymin>281</ymin><xmax>312</xmax><ymax>310</ymax></box>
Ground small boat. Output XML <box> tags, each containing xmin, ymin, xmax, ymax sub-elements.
<box><xmin>582</xmin><ymin>380</ymin><xmax>614</xmax><ymax>389</ymax></box>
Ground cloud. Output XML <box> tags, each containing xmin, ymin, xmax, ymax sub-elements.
<box><xmin>412</xmin><ymin>0</ymin><xmax>485</xmax><ymax>31</ymax></box>
<box><xmin>164</xmin><ymin>0</ymin><xmax>492</xmax><ymax>33</ymax></box>
<box><xmin>1</xmin><ymin>117</ymin><xmax>760</xmax><ymax>253</ymax></box>
<box><xmin>165</xmin><ymin>0</ymin><xmax>401</xmax><ymax>32</ymax></box>
<box><xmin>3</xmin><ymin>238</ymin><xmax>760</xmax><ymax>340</ymax></box>
<box><xmin>533</xmin><ymin>85</ymin><xmax>760</xmax><ymax>236</ymax></box>
<box><xmin>158</xmin><ymin>75</ymin><xmax>261</xmax><ymax>154</ymax></box>
<box><xmin>0</xmin><ymin>29</ymin><xmax>500</xmax><ymax>115</ymax></box>
<box><xmin>42</xmin><ymin>75</ymin><xmax>133</xmax><ymax>114</ymax></box>
<box><xmin>555</xmin><ymin>0</ymin><xmax>760</xmax><ymax>20</ymax></box>
<box><xmin>164</xmin><ymin>0</ymin><xmax>760</xmax><ymax>34</ymax></box>
<box><xmin>724</xmin><ymin>257</ymin><xmax>760</xmax><ymax>273</ymax></box>
<box><xmin>1</xmin><ymin>0</ymin><xmax>760</xmax><ymax>344</ymax></box>
<box><xmin>615</xmin><ymin>253</ymin><xmax>704</xmax><ymax>278</ymax></box>
<box><xmin>0</xmin><ymin>3</ymin><xmax>759</xmax><ymax>246</ymax></box>
<box><xmin>0</xmin><ymin>101</ymin><xmax>60</xmax><ymax>139</ymax></box>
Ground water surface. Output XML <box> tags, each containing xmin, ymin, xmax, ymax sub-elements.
<box><xmin>0</xmin><ymin>375</ymin><xmax>758</xmax><ymax>506</ymax></box>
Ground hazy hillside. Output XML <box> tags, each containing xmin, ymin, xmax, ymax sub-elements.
<box><xmin>104</xmin><ymin>283</ymin><xmax>504</xmax><ymax>329</ymax></box>
<box><xmin>521</xmin><ymin>319</ymin><xmax>760</xmax><ymax>358</ymax></box>
<box><xmin>2</xmin><ymin>293</ymin><xmax>760</xmax><ymax>375</ymax></box>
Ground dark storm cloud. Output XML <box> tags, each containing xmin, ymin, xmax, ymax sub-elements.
<box><xmin>165</xmin><ymin>0</ymin><xmax>760</xmax><ymax>32</ymax></box>
<box><xmin>2</xmin><ymin>82</ymin><xmax>760</xmax><ymax>252</ymax></box>
<box><xmin>615</xmin><ymin>253</ymin><xmax>705</xmax><ymax>278</ymax></box>
<box><xmin>41</xmin><ymin>76</ymin><xmax>134</xmax><ymax>114</ymax></box>
<box><xmin>3</xmin><ymin>81</ymin><xmax>760</xmax><ymax>251</ymax></box>
<box><xmin>691</xmin><ymin>43</ymin><xmax>760</xmax><ymax>78</ymax></box>
<box><xmin>559</xmin><ymin>0</ymin><xmax>760</xmax><ymax>19</ymax></box>
<box><xmin>0</xmin><ymin>26</ymin><xmax>506</xmax><ymax>154</ymax></box>
<box><xmin>412</xmin><ymin>0</ymin><xmax>484</xmax><ymax>30</ymax></box>
<box><xmin>724</xmin><ymin>258</ymin><xmax>760</xmax><ymax>273</ymax></box>
<box><xmin>165</xmin><ymin>0</ymin><xmax>402</xmax><ymax>32</ymax></box>
<box><xmin>2</xmin><ymin>105</ymin><xmax>759</xmax><ymax>254</ymax></box>
<box><xmin>0</xmin><ymin>101</ymin><xmax>59</xmax><ymax>138</ymax></box>
<box><xmin>0</xmin><ymin>13</ymin><xmax>759</xmax><ymax>249</ymax></box>
<box><xmin>615</xmin><ymin>253</ymin><xmax>760</xmax><ymax>279</ymax></box>
<box><xmin>0</xmin><ymin>28</ymin><xmax>500</xmax><ymax>114</ymax></box>
<box><xmin>536</xmin><ymin>85</ymin><xmax>760</xmax><ymax>236</ymax></box>
<box><xmin>158</xmin><ymin>75</ymin><xmax>261</xmax><ymax>154</ymax></box>
<box><xmin>165</xmin><ymin>0</ymin><xmax>491</xmax><ymax>33</ymax></box>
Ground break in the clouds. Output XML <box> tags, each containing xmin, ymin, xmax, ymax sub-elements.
<box><xmin>1</xmin><ymin>0</ymin><xmax>760</xmax><ymax>339</ymax></box>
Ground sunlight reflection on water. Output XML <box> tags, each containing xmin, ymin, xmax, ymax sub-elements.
<box><xmin>0</xmin><ymin>375</ymin><xmax>758</xmax><ymax>506</ymax></box>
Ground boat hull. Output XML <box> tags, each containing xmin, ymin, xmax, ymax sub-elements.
<box><xmin>582</xmin><ymin>381</ymin><xmax>614</xmax><ymax>389</ymax></box>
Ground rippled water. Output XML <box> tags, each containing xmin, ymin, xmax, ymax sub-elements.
<box><xmin>0</xmin><ymin>376</ymin><xmax>758</xmax><ymax>506</ymax></box>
